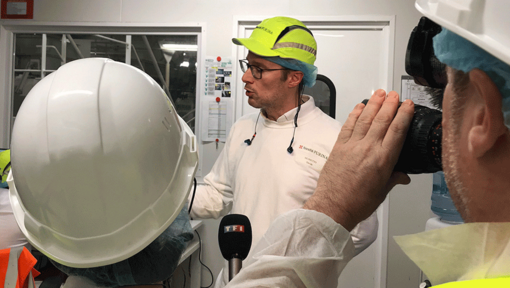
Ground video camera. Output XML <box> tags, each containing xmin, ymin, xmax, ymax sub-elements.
<box><xmin>389</xmin><ymin>17</ymin><xmax>446</xmax><ymax>174</ymax></box>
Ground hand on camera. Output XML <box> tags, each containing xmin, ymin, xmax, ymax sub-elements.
<box><xmin>304</xmin><ymin>89</ymin><xmax>415</xmax><ymax>230</ymax></box>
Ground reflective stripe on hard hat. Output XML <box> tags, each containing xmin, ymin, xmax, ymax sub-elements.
<box><xmin>433</xmin><ymin>278</ymin><xmax>510</xmax><ymax>287</ymax></box>
<box><xmin>272</xmin><ymin>42</ymin><xmax>317</xmax><ymax>57</ymax></box>
<box><xmin>271</xmin><ymin>24</ymin><xmax>317</xmax><ymax>57</ymax></box>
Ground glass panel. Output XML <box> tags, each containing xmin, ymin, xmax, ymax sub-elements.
<box><xmin>15</xmin><ymin>34</ymin><xmax>42</xmax><ymax>71</ymax></box>
<box><xmin>132</xmin><ymin>35</ymin><xmax>198</xmax><ymax>131</ymax></box>
<box><xmin>304</xmin><ymin>80</ymin><xmax>331</xmax><ymax>116</ymax></box>
<box><xmin>13</xmin><ymin>33</ymin><xmax>198</xmax><ymax>132</ymax></box>
<box><xmin>65</xmin><ymin>34</ymin><xmax>126</xmax><ymax>63</ymax></box>
<box><xmin>12</xmin><ymin>71</ymin><xmax>41</xmax><ymax>117</ymax></box>
<box><xmin>46</xmin><ymin>34</ymin><xmax>65</xmax><ymax>70</ymax></box>
<box><xmin>303</xmin><ymin>74</ymin><xmax>336</xmax><ymax>118</ymax></box>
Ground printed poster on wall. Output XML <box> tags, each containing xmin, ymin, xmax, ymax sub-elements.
<box><xmin>200</xmin><ymin>98</ymin><xmax>233</xmax><ymax>142</ymax></box>
<box><xmin>1</xmin><ymin>0</ymin><xmax>33</xmax><ymax>19</ymax></box>
<box><xmin>200</xmin><ymin>56</ymin><xmax>234</xmax><ymax>142</ymax></box>
<box><xmin>203</xmin><ymin>56</ymin><xmax>233</xmax><ymax>98</ymax></box>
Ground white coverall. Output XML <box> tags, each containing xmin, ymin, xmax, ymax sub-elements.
<box><xmin>225</xmin><ymin>209</ymin><xmax>355</xmax><ymax>287</ymax></box>
<box><xmin>227</xmin><ymin>213</ymin><xmax>510</xmax><ymax>287</ymax></box>
<box><xmin>190</xmin><ymin>96</ymin><xmax>378</xmax><ymax>287</ymax></box>
<box><xmin>0</xmin><ymin>188</ymin><xmax>28</xmax><ymax>249</ymax></box>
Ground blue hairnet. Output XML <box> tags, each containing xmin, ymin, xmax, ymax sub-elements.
<box><xmin>52</xmin><ymin>206</ymin><xmax>194</xmax><ymax>287</ymax></box>
<box><xmin>433</xmin><ymin>29</ymin><xmax>510</xmax><ymax>129</ymax></box>
<box><xmin>263</xmin><ymin>56</ymin><xmax>318</xmax><ymax>87</ymax></box>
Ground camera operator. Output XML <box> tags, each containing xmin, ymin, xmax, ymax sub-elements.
<box><xmin>225</xmin><ymin>0</ymin><xmax>510</xmax><ymax>287</ymax></box>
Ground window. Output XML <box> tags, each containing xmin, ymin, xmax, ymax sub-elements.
<box><xmin>12</xmin><ymin>32</ymin><xmax>198</xmax><ymax>131</ymax></box>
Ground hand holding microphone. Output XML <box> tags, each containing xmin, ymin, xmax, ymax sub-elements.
<box><xmin>218</xmin><ymin>214</ymin><xmax>252</xmax><ymax>281</ymax></box>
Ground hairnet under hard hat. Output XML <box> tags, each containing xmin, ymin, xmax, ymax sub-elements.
<box><xmin>433</xmin><ymin>29</ymin><xmax>510</xmax><ymax>129</ymax></box>
<box><xmin>51</xmin><ymin>206</ymin><xmax>193</xmax><ymax>287</ymax></box>
<box><xmin>263</xmin><ymin>56</ymin><xmax>318</xmax><ymax>87</ymax></box>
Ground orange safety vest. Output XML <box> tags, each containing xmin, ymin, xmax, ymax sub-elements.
<box><xmin>434</xmin><ymin>278</ymin><xmax>510</xmax><ymax>287</ymax></box>
<box><xmin>0</xmin><ymin>247</ymin><xmax>40</xmax><ymax>288</ymax></box>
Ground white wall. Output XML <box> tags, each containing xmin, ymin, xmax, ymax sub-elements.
<box><xmin>0</xmin><ymin>1</ymin><xmax>432</xmax><ymax>287</ymax></box>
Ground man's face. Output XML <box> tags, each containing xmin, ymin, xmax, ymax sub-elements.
<box><xmin>242</xmin><ymin>52</ymin><xmax>289</xmax><ymax>111</ymax></box>
<box><xmin>441</xmin><ymin>67</ymin><xmax>471</xmax><ymax>220</ymax></box>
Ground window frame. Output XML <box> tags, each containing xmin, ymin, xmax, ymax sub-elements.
<box><xmin>0</xmin><ymin>21</ymin><xmax>205</xmax><ymax>150</ymax></box>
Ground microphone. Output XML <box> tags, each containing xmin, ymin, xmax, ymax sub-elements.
<box><xmin>218</xmin><ymin>214</ymin><xmax>252</xmax><ymax>281</ymax></box>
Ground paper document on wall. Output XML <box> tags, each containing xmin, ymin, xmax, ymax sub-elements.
<box><xmin>203</xmin><ymin>57</ymin><xmax>233</xmax><ymax>98</ymax></box>
<box><xmin>401</xmin><ymin>75</ymin><xmax>437</xmax><ymax>109</ymax></box>
<box><xmin>201</xmin><ymin>98</ymin><xmax>233</xmax><ymax>142</ymax></box>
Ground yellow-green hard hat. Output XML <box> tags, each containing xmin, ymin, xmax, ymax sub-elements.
<box><xmin>0</xmin><ymin>149</ymin><xmax>11</xmax><ymax>184</ymax></box>
<box><xmin>233</xmin><ymin>16</ymin><xmax>317</xmax><ymax>65</ymax></box>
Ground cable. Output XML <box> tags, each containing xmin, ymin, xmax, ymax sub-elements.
<box><xmin>244</xmin><ymin>112</ymin><xmax>261</xmax><ymax>146</ymax></box>
<box><xmin>287</xmin><ymin>92</ymin><xmax>304</xmax><ymax>154</ymax></box>
<box><xmin>188</xmin><ymin>254</ymin><xmax>193</xmax><ymax>279</ymax></box>
<box><xmin>180</xmin><ymin>266</ymin><xmax>187</xmax><ymax>288</ymax></box>
<box><xmin>195</xmin><ymin>230</ymin><xmax>214</xmax><ymax>288</ymax></box>
<box><xmin>188</xmin><ymin>177</ymin><xmax>197</xmax><ymax>214</ymax></box>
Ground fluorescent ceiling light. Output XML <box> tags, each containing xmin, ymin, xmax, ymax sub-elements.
<box><xmin>161</xmin><ymin>44</ymin><xmax>197</xmax><ymax>51</ymax></box>
<box><xmin>180</xmin><ymin>61</ymin><xmax>190</xmax><ymax>67</ymax></box>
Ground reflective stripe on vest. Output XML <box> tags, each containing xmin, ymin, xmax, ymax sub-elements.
<box><xmin>1</xmin><ymin>247</ymin><xmax>38</xmax><ymax>288</ymax></box>
<box><xmin>434</xmin><ymin>278</ymin><xmax>510</xmax><ymax>287</ymax></box>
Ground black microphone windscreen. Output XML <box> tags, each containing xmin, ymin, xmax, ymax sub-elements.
<box><xmin>218</xmin><ymin>214</ymin><xmax>252</xmax><ymax>260</ymax></box>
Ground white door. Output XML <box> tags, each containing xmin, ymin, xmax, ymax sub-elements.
<box><xmin>234</xmin><ymin>16</ymin><xmax>395</xmax><ymax>288</ymax></box>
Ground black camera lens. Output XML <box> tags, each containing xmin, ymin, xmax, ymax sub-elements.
<box><xmin>396</xmin><ymin>104</ymin><xmax>442</xmax><ymax>174</ymax></box>
<box><xmin>362</xmin><ymin>99</ymin><xmax>442</xmax><ymax>174</ymax></box>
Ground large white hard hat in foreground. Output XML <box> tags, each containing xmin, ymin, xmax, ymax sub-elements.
<box><xmin>8</xmin><ymin>58</ymin><xmax>198</xmax><ymax>268</ymax></box>
<box><xmin>415</xmin><ymin>0</ymin><xmax>510</xmax><ymax>66</ymax></box>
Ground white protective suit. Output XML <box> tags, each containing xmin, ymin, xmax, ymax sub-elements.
<box><xmin>190</xmin><ymin>96</ymin><xmax>378</xmax><ymax>287</ymax></box>
<box><xmin>225</xmin><ymin>209</ymin><xmax>355</xmax><ymax>287</ymax></box>
<box><xmin>0</xmin><ymin>188</ymin><xmax>29</xmax><ymax>249</ymax></box>
<box><xmin>395</xmin><ymin>221</ymin><xmax>510</xmax><ymax>286</ymax></box>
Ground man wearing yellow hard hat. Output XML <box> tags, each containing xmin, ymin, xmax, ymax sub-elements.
<box><xmin>189</xmin><ymin>16</ymin><xmax>378</xmax><ymax>287</ymax></box>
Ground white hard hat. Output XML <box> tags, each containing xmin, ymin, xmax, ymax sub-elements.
<box><xmin>415</xmin><ymin>0</ymin><xmax>510</xmax><ymax>66</ymax></box>
<box><xmin>8</xmin><ymin>58</ymin><xmax>198</xmax><ymax>268</ymax></box>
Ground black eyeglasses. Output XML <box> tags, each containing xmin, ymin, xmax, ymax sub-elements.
<box><xmin>239</xmin><ymin>59</ymin><xmax>288</xmax><ymax>79</ymax></box>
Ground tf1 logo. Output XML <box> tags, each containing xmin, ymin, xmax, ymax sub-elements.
<box><xmin>224</xmin><ymin>225</ymin><xmax>245</xmax><ymax>233</ymax></box>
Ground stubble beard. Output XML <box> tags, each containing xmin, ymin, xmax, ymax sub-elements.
<box><xmin>442</xmin><ymin>94</ymin><xmax>470</xmax><ymax>222</ymax></box>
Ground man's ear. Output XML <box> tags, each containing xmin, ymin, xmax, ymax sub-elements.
<box><xmin>287</xmin><ymin>71</ymin><xmax>304</xmax><ymax>88</ymax></box>
<box><xmin>467</xmin><ymin>68</ymin><xmax>507</xmax><ymax>157</ymax></box>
